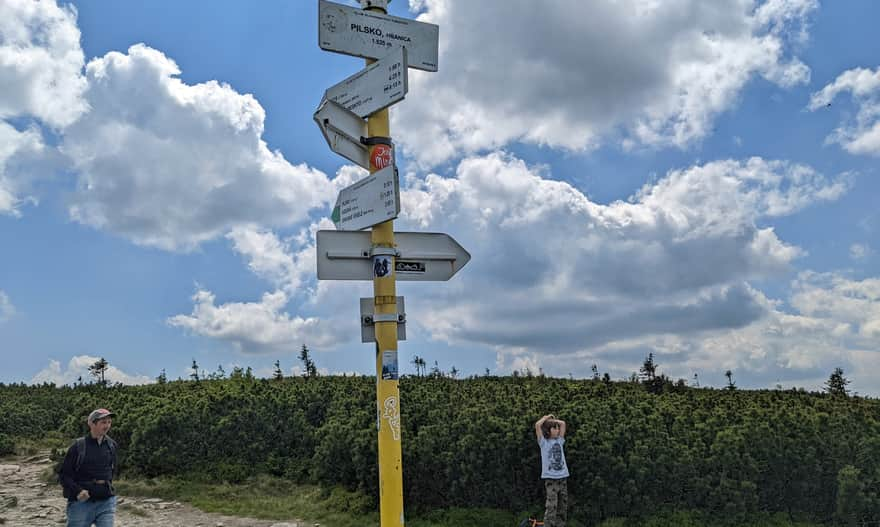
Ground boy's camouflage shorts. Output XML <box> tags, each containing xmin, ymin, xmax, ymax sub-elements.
<box><xmin>544</xmin><ymin>477</ymin><xmax>568</xmax><ymax>527</ymax></box>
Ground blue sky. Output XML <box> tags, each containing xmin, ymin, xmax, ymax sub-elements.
<box><xmin>1</xmin><ymin>0</ymin><xmax>878</xmax><ymax>394</ymax></box>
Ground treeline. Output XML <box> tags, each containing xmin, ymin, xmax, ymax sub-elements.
<box><xmin>1</xmin><ymin>376</ymin><xmax>879</xmax><ymax>525</ymax></box>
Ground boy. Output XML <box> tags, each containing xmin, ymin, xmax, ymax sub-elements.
<box><xmin>535</xmin><ymin>414</ymin><xmax>568</xmax><ymax>527</ymax></box>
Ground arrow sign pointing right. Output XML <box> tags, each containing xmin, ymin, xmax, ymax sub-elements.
<box><xmin>318</xmin><ymin>0</ymin><xmax>439</xmax><ymax>72</ymax></box>
<box><xmin>325</xmin><ymin>47</ymin><xmax>408</xmax><ymax>119</ymax></box>
<box><xmin>317</xmin><ymin>230</ymin><xmax>471</xmax><ymax>281</ymax></box>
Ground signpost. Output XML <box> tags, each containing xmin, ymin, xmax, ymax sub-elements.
<box><xmin>317</xmin><ymin>230</ymin><xmax>471</xmax><ymax>281</ymax></box>
<box><xmin>314</xmin><ymin>99</ymin><xmax>369</xmax><ymax>169</ymax></box>
<box><xmin>318</xmin><ymin>0</ymin><xmax>439</xmax><ymax>71</ymax></box>
<box><xmin>331</xmin><ymin>164</ymin><xmax>400</xmax><ymax>231</ymax></box>
<box><xmin>314</xmin><ymin>2</ymin><xmax>460</xmax><ymax>525</ymax></box>
<box><xmin>325</xmin><ymin>47</ymin><xmax>408</xmax><ymax>119</ymax></box>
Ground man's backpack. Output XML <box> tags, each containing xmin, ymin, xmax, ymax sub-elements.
<box><xmin>57</xmin><ymin>436</ymin><xmax>118</xmax><ymax>488</ymax></box>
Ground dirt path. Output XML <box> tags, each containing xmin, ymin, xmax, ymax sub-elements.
<box><xmin>0</xmin><ymin>455</ymin><xmax>310</xmax><ymax>527</ymax></box>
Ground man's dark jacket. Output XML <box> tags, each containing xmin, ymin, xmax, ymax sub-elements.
<box><xmin>59</xmin><ymin>435</ymin><xmax>117</xmax><ymax>502</ymax></box>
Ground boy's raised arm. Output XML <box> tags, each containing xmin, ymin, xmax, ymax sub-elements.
<box><xmin>557</xmin><ymin>419</ymin><xmax>566</xmax><ymax>438</ymax></box>
<box><xmin>535</xmin><ymin>414</ymin><xmax>553</xmax><ymax>441</ymax></box>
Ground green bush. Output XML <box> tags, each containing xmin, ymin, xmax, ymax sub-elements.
<box><xmin>1</xmin><ymin>377</ymin><xmax>878</xmax><ymax>526</ymax></box>
<box><xmin>0</xmin><ymin>433</ymin><xmax>14</xmax><ymax>456</ymax></box>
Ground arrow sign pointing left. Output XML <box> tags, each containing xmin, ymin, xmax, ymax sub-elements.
<box><xmin>332</xmin><ymin>164</ymin><xmax>400</xmax><ymax>231</ymax></box>
<box><xmin>314</xmin><ymin>99</ymin><xmax>369</xmax><ymax>169</ymax></box>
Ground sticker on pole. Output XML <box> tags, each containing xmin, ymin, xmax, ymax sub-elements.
<box><xmin>381</xmin><ymin>350</ymin><xmax>398</xmax><ymax>380</ymax></box>
<box><xmin>370</xmin><ymin>144</ymin><xmax>393</xmax><ymax>171</ymax></box>
<box><xmin>373</xmin><ymin>255</ymin><xmax>393</xmax><ymax>278</ymax></box>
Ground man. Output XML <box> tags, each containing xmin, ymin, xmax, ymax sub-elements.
<box><xmin>59</xmin><ymin>408</ymin><xmax>118</xmax><ymax>527</ymax></box>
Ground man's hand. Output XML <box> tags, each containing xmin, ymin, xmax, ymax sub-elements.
<box><xmin>77</xmin><ymin>489</ymin><xmax>90</xmax><ymax>502</ymax></box>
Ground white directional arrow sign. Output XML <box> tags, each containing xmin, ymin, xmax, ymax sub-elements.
<box><xmin>332</xmin><ymin>164</ymin><xmax>400</xmax><ymax>231</ymax></box>
<box><xmin>318</xmin><ymin>0</ymin><xmax>439</xmax><ymax>72</ymax></box>
<box><xmin>325</xmin><ymin>47</ymin><xmax>408</xmax><ymax>119</ymax></box>
<box><xmin>314</xmin><ymin>99</ymin><xmax>369</xmax><ymax>169</ymax></box>
<box><xmin>317</xmin><ymin>230</ymin><xmax>470</xmax><ymax>281</ymax></box>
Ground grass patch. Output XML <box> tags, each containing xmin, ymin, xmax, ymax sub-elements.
<box><xmin>597</xmin><ymin>511</ymin><xmax>824</xmax><ymax>527</ymax></box>
<box><xmin>118</xmin><ymin>502</ymin><xmax>151</xmax><ymax>517</ymax></box>
<box><xmin>116</xmin><ymin>475</ymin><xmax>378</xmax><ymax>527</ymax></box>
<box><xmin>406</xmin><ymin>507</ymin><xmax>527</xmax><ymax>527</ymax></box>
<box><xmin>8</xmin><ymin>433</ymin><xmax>67</xmax><ymax>457</ymax></box>
<box><xmin>115</xmin><ymin>475</ymin><xmax>531</xmax><ymax>527</ymax></box>
<box><xmin>113</xmin><ymin>476</ymin><xmax>826</xmax><ymax>527</ymax></box>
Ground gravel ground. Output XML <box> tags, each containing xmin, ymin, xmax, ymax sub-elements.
<box><xmin>0</xmin><ymin>455</ymin><xmax>312</xmax><ymax>527</ymax></box>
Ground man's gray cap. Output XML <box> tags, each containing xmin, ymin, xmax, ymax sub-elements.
<box><xmin>87</xmin><ymin>408</ymin><xmax>116</xmax><ymax>423</ymax></box>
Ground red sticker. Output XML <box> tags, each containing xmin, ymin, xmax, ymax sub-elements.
<box><xmin>371</xmin><ymin>144</ymin><xmax>393</xmax><ymax>171</ymax></box>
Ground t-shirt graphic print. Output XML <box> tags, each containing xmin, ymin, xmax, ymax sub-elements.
<box><xmin>539</xmin><ymin>436</ymin><xmax>569</xmax><ymax>479</ymax></box>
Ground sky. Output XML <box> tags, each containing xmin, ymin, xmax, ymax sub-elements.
<box><xmin>1</xmin><ymin>0</ymin><xmax>878</xmax><ymax>395</ymax></box>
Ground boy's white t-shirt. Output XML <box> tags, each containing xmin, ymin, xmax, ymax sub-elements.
<box><xmin>538</xmin><ymin>436</ymin><xmax>569</xmax><ymax>479</ymax></box>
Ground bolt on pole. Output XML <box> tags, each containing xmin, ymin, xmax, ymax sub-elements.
<box><xmin>362</xmin><ymin>1</ymin><xmax>405</xmax><ymax>524</ymax></box>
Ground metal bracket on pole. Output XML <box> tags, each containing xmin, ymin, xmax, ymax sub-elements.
<box><xmin>360</xmin><ymin>136</ymin><xmax>393</xmax><ymax>147</ymax></box>
<box><xmin>360</xmin><ymin>296</ymin><xmax>405</xmax><ymax>343</ymax></box>
<box><xmin>370</xmin><ymin>246</ymin><xmax>399</xmax><ymax>257</ymax></box>
<box><xmin>359</xmin><ymin>0</ymin><xmax>390</xmax><ymax>10</ymax></box>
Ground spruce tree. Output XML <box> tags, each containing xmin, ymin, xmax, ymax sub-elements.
<box><xmin>639</xmin><ymin>353</ymin><xmax>656</xmax><ymax>383</ymax></box>
<box><xmin>825</xmin><ymin>367</ymin><xmax>850</xmax><ymax>397</ymax></box>
<box><xmin>725</xmin><ymin>369</ymin><xmax>737</xmax><ymax>390</ymax></box>
<box><xmin>88</xmin><ymin>357</ymin><xmax>109</xmax><ymax>387</ymax></box>
<box><xmin>411</xmin><ymin>355</ymin><xmax>422</xmax><ymax>377</ymax></box>
<box><xmin>299</xmin><ymin>344</ymin><xmax>317</xmax><ymax>378</ymax></box>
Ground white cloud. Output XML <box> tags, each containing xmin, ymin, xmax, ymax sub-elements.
<box><xmin>496</xmin><ymin>350</ymin><xmax>543</xmax><ymax>377</ymax></box>
<box><xmin>227</xmin><ymin>227</ymin><xmax>315</xmax><ymax>295</ymax></box>
<box><xmin>790</xmin><ymin>272</ymin><xmax>880</xmax><ymax>341</ymax></box>
<box><xmin>404</xmin><ymin>153</ymin><xmax>842</xmax><ymax>297</ymax></box>
<box><xmin>170</xmin><ymin>216</ymin><xmax>373</xmax><ymax>354</ymax></box>
<box><xmin>541</xmin><ymin>272</ymin><xmax>880</xmax><ymax>395</ymax></box>
<box><xmin>809</xmin><ymin>66</ymin><xmax>880</xmax><ymax>156</ymax></box>
<box><xmin>0</xmin><ymin>0</ymin><xmax>87</xmax><ymax>128</ymax></box>
<box><xmin>0</xmin><ymin>290</ymin><xmax>14</xmax><ymax>322</ymax></box>
<box><xmin>0</xmin><ymin>0</ymin><xmax>81</xmax><ymax>218</ymax></box>
<box><xmin>61</xmin><ymin>44</ymin><xmax>336</xmax><ymax>251</ymax></box>
<box><xmin>850</xmin><ymin>243</ymin><xmax>872</xmax><ymax>261</ymax></box>
<box><xmin>30</xmin><ymin>355</ymin><xmax>152</xmax><ymax>386</ymax></box>
<box><xmin>397</xmin><ymin>0</ymin><xmax>817</xmax><ymax>165</ymax></box>
<box><xmin>0</xmin><ymin>122</ymin><xmax>46</xmax><ymax>217</ymax></box>
<box><xmin>167</xmin><ymin>151</ymin><xmax>856</xmax><ymax>386</ymax></box>
<box><xmin>224</xmin><ymin>166</ymin><xmax>368</xmax><ymax>294</ymax></box>
<box><xmin>385</xmin><ymin>152</ymin><xmax>849</xmax><ymax>380</ymax></box>
<box><xmin>167</xmin><ymin>289</ymin><xmax>345</xmax><ymax>354</ymax></box>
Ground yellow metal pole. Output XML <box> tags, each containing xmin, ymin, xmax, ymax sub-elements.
<box><xmin>364</xmin><ymin>5</ymin><xmax>404</xmax><ymax>525</ymax></box>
